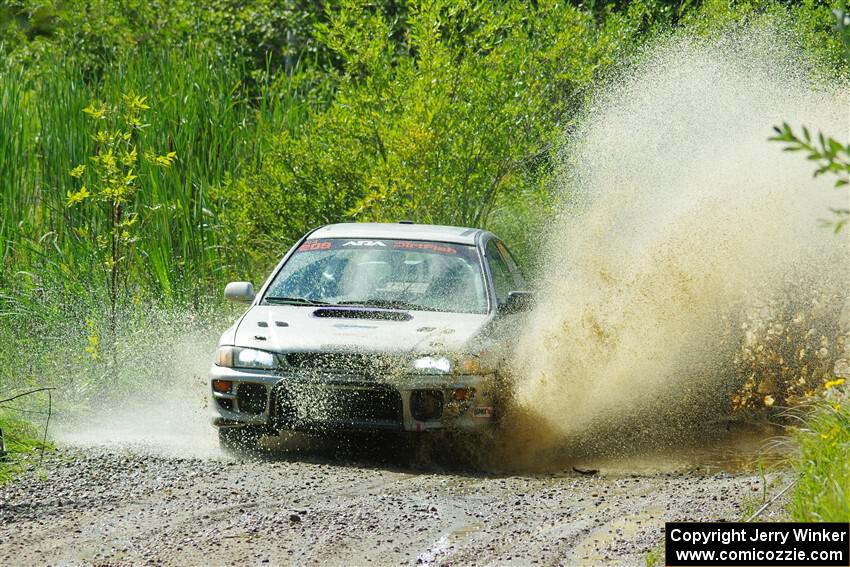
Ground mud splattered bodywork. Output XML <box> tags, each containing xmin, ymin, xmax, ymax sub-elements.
<box><xmin>210</xmin><ymin>223</ymin><xmax>529</xmax><ymax>441</ymax></box>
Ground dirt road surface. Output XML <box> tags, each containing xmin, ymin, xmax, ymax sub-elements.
<box><xmin>0</xmin><ymin>429</ymin><xmax>789</xmax><ymax>567</ymax></box>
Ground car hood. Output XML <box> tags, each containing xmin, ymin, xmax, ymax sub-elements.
<box><xmin>229</xmin><ymin>305</ymin><xmax>492</xmax><ymax>355</ymax></box>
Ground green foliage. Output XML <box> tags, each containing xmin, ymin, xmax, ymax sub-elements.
<box><xmin>790</xmin><ymin>389</ymin><xmax>850</xmax><ymax>521</ymax></box>
<box><xmin>0</xmin><ymin>48</ymin><xmax>271</xmax><ymax>303</ymax></box>
<box><xmin>0</xmin><ymin>413</ymin><xmax>51</xmax><ymax>484</ymax></box>
<box><xmin>791</xmin><ymin>0</ymin><xmax>850</xmax><ymax>78</ymax></box>
<box><xmin>66</xmin><ymin>93</ymin><xmax>176</xmax><ymax>337</ymax></box>
<box><xmin>1</xmin><ymin>0</ymin><xmax>188</xmax><ymax>71</ymax></box>
<box><xmin>771</xmin><ymin>123</ymin><xmax>850</xmax><ymax>233</ymax></box>
<box><xmin>228</xmin><ymin>0</ymin><xmax>655</xmax><ymax>268</ymax></box>
<box><xmin>769</xmin><ymin>5</ymin><xmax>850</xmax><ymax>234</ymax></box>
<box><xmin>681</xmin><ymin>0</ymin><xmax>850</xmax><ymax>78</ymax></box>
<box><xmin>0</xmin><ymin>0</ymin><xmax>339</xmax><ymax>76</ymax></box>
<box><xmin>779</xmin><ymin>0</ymin><xmax>850</xmax><ymax>499</ymax></box>
<box><xmin>0</xmin><ymin>47</ymin><xmax>283</xmax><ymax>402</ymax></box>
<box><xmin>645</xmin><ymin>543</ymin><xmax>665</xmax><ymax>567</ymax></box>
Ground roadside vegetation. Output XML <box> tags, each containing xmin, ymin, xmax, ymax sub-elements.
<box><xmin>769</xmin><ymin>4</ymin><xmax>849</xmax><ymax>520</ymax></box>
<box><xmin>0</xmin><ymin>413</ymin><xmax>51</xmax><ymax>484</ymax></box>
<box><xmin>790</xmin><ymin>389</ymin><xmax>850</xmax><ymax>521</ymax></box>
<box><xmin>1</xmin><ymin>0</ymin><xmax>848</xmax><ymax>517</ymax></box>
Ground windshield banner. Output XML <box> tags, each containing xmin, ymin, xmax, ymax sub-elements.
<box><xmin>298</xmin><ymin>239</ymin><xmax>460</xmax><ymax>255</ymax></box>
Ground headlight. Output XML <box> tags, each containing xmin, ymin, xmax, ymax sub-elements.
<box><xmin>413</xmin><ymin>356</ymin><xmax>452</xmax><ymax>374</ymax></box>
<box><xmin>412</xmin><ymin>354</ymin><xmax>490</xmax><ymax>375</ymax></box>
<box><xmin>215</xmin><ymin>346</ymin><xmax>278</xmax><ymax>370</ymax></box>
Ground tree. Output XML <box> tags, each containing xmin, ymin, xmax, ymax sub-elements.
<box><xmin>225</xmin><ymin>0</ymin><xmax>651</xmax><ymax>267</ymax></box>
<box><xmin>66</xmin><ymin>93</ymin><xmax>175</xmax><ymax>357</ymax></box>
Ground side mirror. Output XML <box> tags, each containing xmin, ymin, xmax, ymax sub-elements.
<box><xmin>224</xmin><ymin>281</ymin><xmax>255</xmax><ymax>304</ymax></box>
<box><xmin>500</xmin><ymin>290</ymin><xmax>534</xmax><ymax>314</ymax></box>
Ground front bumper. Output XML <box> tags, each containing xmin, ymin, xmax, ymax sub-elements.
<box><xmin>209</xmin><ymin>365</ymin><xmax>499</xmax><ymax>433</ymax></box>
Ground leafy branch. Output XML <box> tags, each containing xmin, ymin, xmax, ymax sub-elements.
<box><xmin>770</xmin><ymin>123</ymin><xmax>850</xmax><ymax>233</ymax></box>
<box><xmin>769</xmin><ymin>6</ymin><xmax>850</xmax><ymax>234</ymax></box>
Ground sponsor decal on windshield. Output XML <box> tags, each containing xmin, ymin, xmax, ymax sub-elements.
<box><xmin>297</xmin><ymin>239</ymin><xmax>460</xmax><ymax>255</ymax></box>
<box><xmin>392</xmin><ymin>241</ymin><xmax>457</xmax><ymax>254</ymax></box>
<box><xmin>342</xmin><ymin>240</ymin><xmax>387</xmax><ymax>247</ymax></box>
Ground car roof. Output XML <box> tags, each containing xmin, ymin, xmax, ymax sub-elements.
<box><xmin>307</xmin><ymin>223</ymin><xmax>487</xmax><ymax>245</ymax></box>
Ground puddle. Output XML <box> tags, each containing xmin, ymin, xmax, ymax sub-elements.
<box><xmin>582</xmin><ymin>422</ymin><xmax>786</xmax><ymax>475</ymax></box>
<box><xmin>416</xmin><ymin>521</ymin><xmax>485</xmax><ymax>566</ymax></box>
<box><xmin>575</xmin><ymin>508</ymin><xmax>663</xmax><ymax>565</ymax></box>
<box><xmin>492</xmin><ymin>420</ymin><xmax>787</xmax><ymax>475</ymax></box>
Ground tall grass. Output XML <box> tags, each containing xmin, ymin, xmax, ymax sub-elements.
<box><xmin>0</xmin><ymin>47</ymin><xmax>310</xmax><ymax>306</ymax></box>
<box><xmin>0</xmin><ymin>46</ymin><xmax>315</xmax><ymax>400</ymax></box>
<box><xmin>790</xmin><ymin>389</ymin><xmax>850</xmax><ymax>521</ymax></box>
<box><xmin>0</xmin><ymin>413</ymin><xmax>51</xmax><ymax>484</ymax></box>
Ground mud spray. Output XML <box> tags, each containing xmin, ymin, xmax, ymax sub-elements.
<box><xmin>500</xmin><ymin>29</ymin><xmax>849</xmax><ymax>469</ymax></box>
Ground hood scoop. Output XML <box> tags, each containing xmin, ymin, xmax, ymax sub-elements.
<box><xmin>312</xmin><ymin>307</ymin><xmax>412</xmax><ymax>322</ymax></box>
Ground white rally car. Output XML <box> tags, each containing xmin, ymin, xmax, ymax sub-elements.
<box><xmin>210</xmin><ymin>222</ymin><xmax>532</xmax><ymax>452</ymax></box>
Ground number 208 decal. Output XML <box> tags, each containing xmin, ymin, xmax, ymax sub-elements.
<box><xmin>297</xmin><ymin>240</ymin><xmax>333</xmax><ymax>252</ymax></box>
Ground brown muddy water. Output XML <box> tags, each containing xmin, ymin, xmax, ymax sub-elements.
<box><xmin>507</xmin><ymin>28</ymin><xmax>849</xmax><ymax>466</ymax></box>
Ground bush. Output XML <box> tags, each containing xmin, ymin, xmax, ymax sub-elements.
<box><xmin>224</xmin><ymin>0</ymin><xmax>660</xmax><ymax>271</ymax></box>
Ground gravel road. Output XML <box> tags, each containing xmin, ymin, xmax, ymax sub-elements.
<box><xmin>0</xmin><ymin>428</ymin><xmax>789</xmax><ymax>567</ymax></box>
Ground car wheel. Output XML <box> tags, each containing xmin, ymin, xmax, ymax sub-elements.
<box><xmin>218</xmin><ymin>426</ymin><xmax>266</xmax><ymax>457</ymax></box>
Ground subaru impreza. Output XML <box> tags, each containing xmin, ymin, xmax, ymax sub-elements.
<box><xmin>210</xmin><ymin>222</ymin><xmax>532</xmax><ymax>452</ymax></box>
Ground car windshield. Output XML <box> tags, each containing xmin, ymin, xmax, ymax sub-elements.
<box><xmin>263</xmin><ymin>238</ymin><xmax>488</xmax><ymax>314</ymax></box>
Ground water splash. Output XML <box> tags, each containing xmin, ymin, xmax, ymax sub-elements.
<box><xmin>505</xmin><ymin>29</ymin><xmax>849</xmax><ymax>461</ymax></box>
<box><xmin>50</xmin><ymin>305</ymin><xmax>226</xmax><ymax>458</ymax></box>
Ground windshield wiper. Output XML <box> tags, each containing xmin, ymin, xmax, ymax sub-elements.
<box><xmin>334</xmin><ymin>299</ymin><xmax>438</xmax><ymax>312</ymax></box>
<box><xmin>264</xmin><ymin>296</ymin><xmax>331</xmax><ymax>306</ymax></box>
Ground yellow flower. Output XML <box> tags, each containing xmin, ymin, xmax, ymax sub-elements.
<box><xmin>149</xmin><ymin>151</ymin><xmax>177</xmax><ymax>168</ymax></box>
<box><xmin>122</xmin><ymin>93</ymin><xmax>150</xmax><ymax>112</ymax></box>
<box><xmin>824</xmin><ymin>378</ymin><xmax>845</xmax><ymax>390</ymax></box>
<box><xmin>763</xmin><ymin>395</ymin><xmax>775</xmax><ymax>407</ymax></box>
<box><xmin>65</xmin><ymin>186</ymin><xmax>91</xmax><ymax>207</ymax></box>
<box><xmin>820</xmin><ymin>426</ymin><xmax>840</xmax><ymax>440</ymax></box>
<box><xmin>83</xmin><ymin>102</ymin><xmax>107</xmax><ymax>120</ymax></box>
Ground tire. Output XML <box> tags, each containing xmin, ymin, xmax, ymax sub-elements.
<box><xmin>218</xmin><ymin>425</ymin><xmax>266</xmax><ymax>457</ymax></box>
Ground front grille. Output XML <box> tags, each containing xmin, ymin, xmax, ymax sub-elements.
<box><xmin>284</xmin><ymin>352</ymin><xmax>404</xmax><ymax>376</ymax></box>
<box><xmin>273</xmin><ymin>384</ymin><xmax>403</xmax><ymax>429</ymax></box>
<box><xmin>237</xmin><ymin>383</ymin><xmax>268</xmax><ymax>415</ymax></box>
